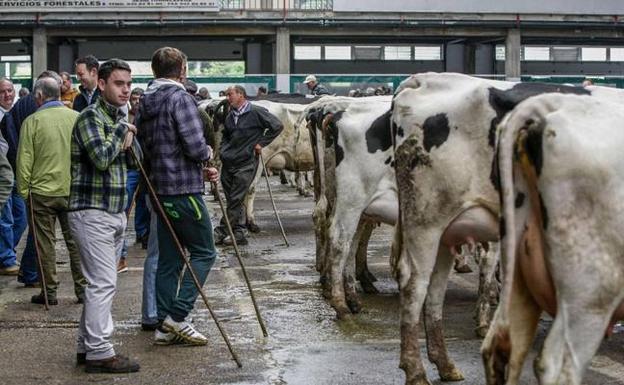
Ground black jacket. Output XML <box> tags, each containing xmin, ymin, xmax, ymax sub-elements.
<box><xmin>220</xmin><ymin>103</ymin><xmax>283</xmax><ymax>168</ymax></box>
<box><xmin>73</xmin><ymin>86</ymin><xmax>101</xmax><ymax>112</ymax></box>
<box><xmin>311</xmin><ymin>83</ymin><xmax>330</xmax><ymax>95</ymax></box>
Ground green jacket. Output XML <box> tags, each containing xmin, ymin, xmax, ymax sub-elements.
<box><xmin>16</xmin><ymin>102</ymin><xmax>78</xmax><ymax>199</ymax></box>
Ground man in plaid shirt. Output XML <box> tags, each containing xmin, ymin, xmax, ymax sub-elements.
<box><xmin>67</xmin><ymin>58</ymin><xmax>141</xmax><ymax>373</ymax></box>
<box><xmin>137</xmin><ymin>46</ymin><xmax>219</xmax><ymax>346</ymax></box>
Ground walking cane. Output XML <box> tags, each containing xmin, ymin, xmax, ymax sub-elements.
<box><xmin>258</xmin><ymin>153</ymin><xmax>289</xmax><ymax>247</ymax></box>
<box><xmin>211</xmin><ymin>181</ymin><xmax>268</xmax><ymax>338</ymax></box>
<box><xmin>128</xmin><ymin>147</ymin><xmax>243</xmax><ymax>368</ymax></box>
<box><xmin>27</xmin><ymin>190</ymin><xmax>49</xmax><ymax>310</ymax></box>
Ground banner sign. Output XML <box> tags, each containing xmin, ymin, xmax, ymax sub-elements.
<box><xmin>0</xmin><ymin>0</ymin><xmax>219</xmax><ymax>12</ymax></box>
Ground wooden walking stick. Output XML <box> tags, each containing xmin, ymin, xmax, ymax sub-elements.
<box><xmin>128</xmin><ymin>147</ymin><xmax>243</xmax><ymax>368</ymax></box>
<box><xmin>211</xmin><ymin>181</ymin><xmax>268</xmax><ymax>337</ymax></box>
<box><xmin>27</xmin><ymin>190</ymin><xmax>49</xmax><ymax>310</ymax></box>
<box><xmin>258</xmin><ymin>152</ymin><xmax>289</xmax><ymax>247</ymax></box>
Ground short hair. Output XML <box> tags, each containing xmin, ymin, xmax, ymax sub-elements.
<box><xmin>34</xmin><ymin>77</ymin><xmax>60</xmax><ymax>102</ymax></box>
<box><xmin>0</xmin><ymin>77</ymin><xmax>13</xmax><ymax>87</ymax></box>
<box><xmin>184</xmin><ymin>80</ymin><xmax>198</xmax><ymax>94</ymax></box>
<box><xmin>229</xmin><ymin>85</ymin><xmax>247</xmax><ymax>98</ymax></box>
<box><xmin>151</xmin><ymin>47</ymin><xmax>187</xmax><ymax>79</ymax></box>
<box><xmin>98</xmin><ymin>59</ymin><xmax>131</xmax><ymax>82</ymax></box>
<box><xmin>60</xmin><ymin>71</ymin><xmax>72</xmax><ymax>81</ymax></box>
<box><xmin>131</xmin><ymin>87</ymin><xmax>144</xmax><ymax>96</ymax></box>
<box><xmin>258</xmin><ymin>86</ymin><xmax>267</xmax><ymax>94</ymax></box>
<box><xmin>75</xmin><ymin>55</ymin><xmax>99</xmax><ymax>72</ymax></box>
<box><xmin>19</xmin><ymin>87</ymin><xmax>29</xmax><ymax>97</ymax></box>
<box><xmin>36</xmin><ymin>70</ymin><xmax>62</xmax><ymax>87</ymax></box>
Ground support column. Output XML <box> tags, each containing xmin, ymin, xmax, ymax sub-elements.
<box><xmin>275</xmin><ymin>27</ymin><xmax>290</xmax><ymax>93</ymax></box>
<box><xmin>505</xmin><ymin>29</ymin><xmax>521</xmax><ymax>81</ymax></box>
<box><xmin>32</xmin><ymin>27</ymin><xmax>47</xmax><ymax>77</ymax></box>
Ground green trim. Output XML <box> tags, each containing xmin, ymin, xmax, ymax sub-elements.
<box><xmin>188</xmin><ymin>196</ymin><xmax>202</xmax><ymax>221</ymax></box>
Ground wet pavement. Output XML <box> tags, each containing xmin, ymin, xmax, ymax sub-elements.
<box><xmin>0</xmin><ymin>177</ymin><xmax>623</xmax><ymax>385</ymax></box>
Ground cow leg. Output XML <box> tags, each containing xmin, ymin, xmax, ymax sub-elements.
<box><xmin>343</xmin><ymin>233</ymin><xmax>360</xmax><ymax>314</ymax></box>
<box><xmin>536</xmin><ymin>293</ymin><xmax>622</xmax><ymax>385</ymax></box>
<box><xmin>423</xmin><ymin>247</ymin><xmax>464</xmax><ymax>382</ymax></box>
<box><xmin>245</xmin><ymin>165</ymin><xmax>263</xmax><ymax>233</ymax></box>
<box><xmin>279</xmin><ymin>170</ymin><xmax>288</xmax><ymax>185</ymax></box>
<box><xmin>475</xmin><ymin>243</ymin><xmax>499</xmax><ymax>338</ymax></box>
<box><xmin>355</xmin><ymin>220</ymin><xmax>378</xmax><ymax>294</ymax></box>
<box><xmin>398</xmin><ymin>232</ymin><xmax>442</xmax><ymax>385</ymax></box>
<box><xmin>481</xmin><ymin>260</ymin><xmax>541</xmax><ymax>385</ymax></box>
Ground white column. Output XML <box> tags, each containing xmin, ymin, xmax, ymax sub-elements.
<box><xmin>32</xmin><ymin>27</ymin><xmax>47</xmax><ymax>78</ymax></box>
<box><xmin>275</xmin><ymin>27</ymin><xmax>290</xmax><ymax>93</ymax></box>
<box><xmin>505</xmin><ymin>29</ymin><xmax>521</xmax><ymax>81</ymax></box>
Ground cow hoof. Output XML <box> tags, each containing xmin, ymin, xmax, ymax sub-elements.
<box><xmin>346</xmin><ymin>298</ymin><xmax>362</xmax><ymax>314</ymax></box>
<box><xmin>439</xmin><ymin>366</ymin><xmax>464</xmax><ymax>382</ymax></box>
<box><xmin>359</xmin><ymin>279</ymin><xmax>379</xmax><ymax>294</ymax></box>
<box><xmin>454</xmin><ymin>264</ymin><xmax>473</xmax><ymax>274</ymax></box>
<box><xmin>335</xmin><ymin>309</ymin><xmax>353</xmax><ymax>321</ymax></box>
<box><xmin>246</xmin><ymin>223</ymin><xmax>261</xmax><ymax>233</ymax></box>
<box><xmin>405</xmin><ymin>377</ymin><xmax>433</xmax><ymax>385</ymax></box>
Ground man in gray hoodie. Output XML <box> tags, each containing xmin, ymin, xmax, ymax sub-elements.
<box><xmin>137</xmin><ymin>46</ymin><xmax>219</xmax><ymax>346</ymax></box>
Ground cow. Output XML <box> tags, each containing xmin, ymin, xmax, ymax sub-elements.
<box><xmin>390</xmin><ymin>73</ymin><xmax>595</xmax><ymax>385</ymax></box>
<box><xmin>481</xmin><ymin>93</ymin><xmax>624</xmax><ymax>385</ymax></box>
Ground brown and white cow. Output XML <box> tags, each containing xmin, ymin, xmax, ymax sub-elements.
<box><xmin>390</xmin><ymin>73</ymin><xmax>593</xmax><ymax>385</ymax></box>
<box><xmin>482</xmin><ymin>93</ymin><xmax>624</xmax><ymax>385</ymax></box>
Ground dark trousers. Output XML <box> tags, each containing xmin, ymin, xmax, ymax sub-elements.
<box><xmin>156</xmin><ymin>193</ymin><xmax>217</xmax><ymax>321</ymax></box>
<box><xmin>220</xmin><ymin>161</ymin><xmax>257</xmax><ymax>232</ymax></box>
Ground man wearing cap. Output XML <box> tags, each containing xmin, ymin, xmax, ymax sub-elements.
<box><xmin>303</xmin><ymin>75</ymin><xmax>330</xmax><ymax>96</ymax></box>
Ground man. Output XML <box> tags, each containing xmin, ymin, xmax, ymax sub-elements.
<box><xmin>256</xmin><ymin>86</ymin><xmax>267</xmax><ymax>97</ymax></box>
<box><xmin>198</xmin><ymin>87</ymin><xmax>210</xmax><ymax>100</ymax></box>
<box><xmin>68</xmin><ymin>58</ymin><xmax>141</xmax><ymax>373</ymax></box>
<box><xmin>18</xmin><ymin>87</ymin><xmax>29</xmax><ymax>99</ymax></box>
<box><xmin>0</xmin><ymin>78</ymin><xmax>14</xmax><ymax>122</ymax></box>
<box><xmin>137</xmin><ymin>46</ymin><xmax>218</xmax><ymax>346</ymax></box>
<box><xmin>0</xmin><ymin>71</ymin><xmax>61</xmax><ymax>286</ymax></box>
<box><xmin>215</xmin><ymin>85</ymin><xmax>283</xmax><ymax>246</ymax></box>
<box><xmin>16</xmin><ymin>77</ymin><xmax>87</xmax><ymax>305</ymax></box>
<box><xmin>73</xmin><ymin>55</ymin><xmax>100</xmax><ymax>112</ymax></box>
<box><xmin>0</xmin><ymin>78</ymin><xmax>17</xmax><ymax>275</ymax></box>
<box><xmin>128</xmin><ymin>87</ymin><xmax>143</xmax><ymax>124</ymax></box>
<box><xmin>303</xmin><ymin>74</ymin><xmax>330</xmax><ymax>96</ymax></box>
<box><xmin>60</xmin><ymin>71</ymin><xmax>80</xmax><ymax>108</ymax></box>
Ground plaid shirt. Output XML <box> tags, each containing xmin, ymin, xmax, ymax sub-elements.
<box><xmin>69</xmin><ymin>97</ymin><xmax>142</xmax><ymax>213</ymax></box>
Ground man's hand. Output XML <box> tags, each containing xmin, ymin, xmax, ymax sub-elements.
<box><xmin>203</xmin><ymin>167</ymin><xmax>219</xmax><ymax>182</ymax></box>
<box><xmin>125</xmin><ymin>123</ymin><xmax>137</xmax><ymax>134</ymax></box>
<box><xmin>122</xmin><ymin>131</ymin><xmax>135</xmax><ymax>150</ymax></box>
<box><xmin>254</xmin><ymin>143</ymin><xmax>262</xmax><ymax>155</ymax></box>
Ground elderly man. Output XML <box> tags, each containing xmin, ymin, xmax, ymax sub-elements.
<box><xmin>0</xmin><ymin>77</ymin><xmax>18</xmax><ymax>275</ymax></box>
<box><xmin>0</xmin><ymin>78</ymin><xmax>14</xmax><ymax>123</ymax></box>
<box><xmin>303</xmin><ymin>74</ymin><xmax>330</xmax><ymax>96</ymax></box>
<box><xmin>73</xmin><ymin>55</ymin><xmax>100</xmax><ymax>112</ymax></box>
<box><xmin>16</xmin><ymin>77</ymin><xmax>87</xmax><ymax>305</ymax></box>
<box><xmin>60</xmin><ymin>72</ymin><xmax>80</xmax><ymax>108</ymax></box>
<box><xmin>68</xmin><ymin>59</ymin><xmax>141</xmax><ymax>373</ymax></box>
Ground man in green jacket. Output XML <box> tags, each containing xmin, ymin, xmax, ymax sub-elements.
<box><xmin>16</xmin><ymin>75</ymin><xmax>87</xmax><ymax>305</ymax></box>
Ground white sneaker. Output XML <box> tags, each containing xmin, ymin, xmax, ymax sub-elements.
<box><xmin>154</xmin><ymin>329</ymin><xmax>185</xmax><ymax>345</ymax></box>
<box><xmin>162</xmin><ymin>315</ymin><xmax>208</xmax><ymax>346</ymax></box>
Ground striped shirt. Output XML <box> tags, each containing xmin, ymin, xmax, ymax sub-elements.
<box><xmin>69</xmin><ymin>97</ymin><xmax>142</xmax><ymax>213</ymax></box>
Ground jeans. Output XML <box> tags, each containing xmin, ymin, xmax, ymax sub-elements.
<box><xmin>142</xmin><ymin>202</ymin><xmax>158</xmax><ymax>325</ymax></box>
<box><xmin>120</xmin><ymin>170</ymin><xmax>149</xmax><ymax>258</ymax></box>
<box><xmin>0</xmin><ymin>188</ymin><xmax>28</xmax><ymax>268</ymax></box>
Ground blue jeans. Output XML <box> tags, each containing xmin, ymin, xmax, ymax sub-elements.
<box><xmin>0</xmin><ymin>188</ymin><xmax>28</xmax><ymax>268</ymax></box>
<box><xmin>121</xmin><ymin>170</ymin><xmax>149</xmax><ymax>259</ymax></box>
<box><xmin>17</xmin><ymin>231</ymin><xmax>38</xmax><ymax>284</ymax></box>
<box><xmin>142</xmin><ymin>203</ymin><xmax>159</xmax><ymax>325</ymax></box>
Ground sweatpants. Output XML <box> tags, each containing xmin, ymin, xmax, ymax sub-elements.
<box><xmin>68</xmin><ymin>209</ymin><xmax>125</xmax><ymax>360</ymax></box>
<box><xmin>156</xmin><ymin>193</ymin><xmax>217</xmax><ymax>322</ymax></box>
<box><xmin>220</xmin><ymin>161</ymin><xmax>257</xmax><ymax>231</ymax></box>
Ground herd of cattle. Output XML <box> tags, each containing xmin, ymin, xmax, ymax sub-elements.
<box><xmin>201</xmin><ymin>73</ymin><xmax>624</xmax><ymax>385</ymax></box>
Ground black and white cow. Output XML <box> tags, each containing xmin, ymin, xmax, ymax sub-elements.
<box><xmin>482</xmin><ymin>92</ymin><xmax>624</xmax><ymax>385</ymax></box>
<box><xmin>390</xmin><ymin>73</ymin><xmax>594</xmax><ymax>385</ymax></box>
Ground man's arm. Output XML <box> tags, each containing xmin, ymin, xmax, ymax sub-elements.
<box><xmin>256</xmin><ymin>108</ymin><xmax>284</xmax><ymax>148</ymax></box>
<box><xmin>0</xmin><ymin>150</ymin><xmax>13</xmax><ymax>210</ymax></box>
<box><xmin>173</xmin><ymin>94</ymin><xmax>211</xmax><ymax>162</ymax></box>
<box><xmin>15</xmin><ymin>118</ymin><xmax>34</xmax><ymax>199</ymax></box>
<box><xmin>74</xmin><ymin>110</ymin><xmax>127</xmax><ymax>171</ymax></box>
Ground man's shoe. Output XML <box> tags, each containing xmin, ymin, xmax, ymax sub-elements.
<box><xmin>85</xmin><ymin>354</ymin><xmax>140</xmax><ymax>373</ymax></box>
<box><xmin>141</xmin><ymin>321</ymin><xmax>162</xmax><ymax>331</ymax></box>
<box><xmin>154</xmin><ymin>329</ymin><xmax>185</xmax><ymax>345</ymax></box>
<box><xmin>117</xmin><ymin>259</ymin><xmax>129</xmax><ymax>273</ymax></box>
<box><xmin>161</xmin><ymin>315</ymin><xmax>208</xmax><ymax>346</ymax></box>
<box><xmin>223</xmin><ymin>233</ymin><xmax>248</xmax><ymax>246</ymax></box>
<box><xmin>77</xmin><ymin>294</ymin><xmax>85</xmax><ymax>304</ymax></box>
<box><xmin>77</xmin><ymin>353</ymin><xmax>86</xmax><ymax>366</ymax></box>
<box><xmin>0</xmin><ymin>264</ymin><xmax>19</xmax><ymax>275</ymax></box>
<box><xmin>23</xmin><ymin>281</ymin><xmax>41</xmax><ymax>288</ymax></box>
<box><xmin>136</xmin><ymin>233</ymin><xmax>149</xmax><ymax>250</ymax></box>
<box><xmin>31</xmin><ymin>293</ymin><xmax>58</xmax><ymax>306</ymax></box>
<box><xmin>213</xmin><ymin>227</ymin><xmax>226</xmax><ymax>245</ymax></box>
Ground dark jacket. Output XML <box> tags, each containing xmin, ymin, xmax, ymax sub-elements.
<box><xmin>137</xmin><ymin>79</ymin><xmax>211</xmax><ymax>196</ymax></box>
<box><xmin>0</xmin><ymin>93</ymin><xmax>37</xmax><ymax>169</ymax></box>
<box><xmin>311</xmin><ymin>83</ymin><xmax>330</xmax><ymax>96</ymax></box>
<box><xmin>220</xmin><ymin>103</ymin><xmax>283</xmax><ymax>168</ymax></box>
<box><xmin>72</xmin><ymin>85</ymin><xmax>100</xmax><ymax>112</ymax></box>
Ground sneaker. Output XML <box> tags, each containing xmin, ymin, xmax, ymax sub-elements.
<box><xmin>161</xmin><ymin>315</ymin><xmax>208</xmax><ymax>346</ymax></box>
<box><xmin>31</xmin><ymin>293</ymin><xmax>58</xmax><ymax>306</ymax></box>
<box><xmin>117</xmin><ymin>259</ymin><xmax>129</xmax><ymax>273</ymax></box>
<box><xmin>154</xmin><ymin>329</ymin><xmax>185</xmax><ymax>345</ymax></box>
<box><xmin>85</xmin><ymin>354</ymin><xmax>140</xmax><ymax>373</ymax></box>
<box><xmin>0</xmin><ymin>264</ymin><xmax>19</xmax><ymax>275</ymax></box>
